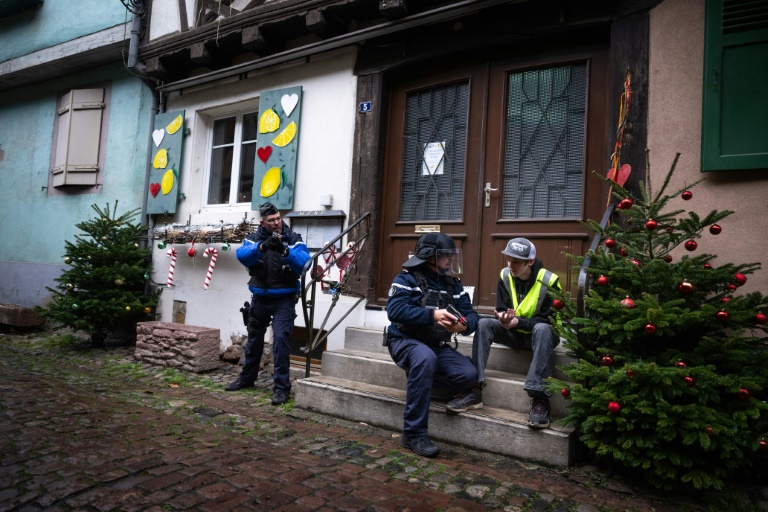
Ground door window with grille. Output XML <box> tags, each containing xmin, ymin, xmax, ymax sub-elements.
<box><xmin>399</xmin><ymin>81</ymin><xmax>469</xmax><ymax>221</ymax></box>
<box><xmin>502</xmin><ymin>64</ymin><xmax>587</xmax><ymax>219</ymax></box>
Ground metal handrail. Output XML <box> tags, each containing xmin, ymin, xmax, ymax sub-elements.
<box><xmin>576</xmin><ymin>203</ymin><xmax>616</xmax><ymax>329</ymax></box>
<box><xmin>299</xmin><ymin>212</ymin><xmax>371</xmax><ymax>378</ymax></box>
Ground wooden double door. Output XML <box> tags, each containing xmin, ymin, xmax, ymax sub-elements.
<box><xmin>376</xmin><ymin>48</ymin><xmax>610</xmax><ymax>312</ymax></box>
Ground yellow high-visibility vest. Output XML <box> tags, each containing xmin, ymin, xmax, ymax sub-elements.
<box><xmin>501</xmin><ymin>267</ymin><xmax>561</xmax><ymax>333</ymax></box>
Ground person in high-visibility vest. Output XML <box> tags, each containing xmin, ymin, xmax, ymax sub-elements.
<box><xmin>446</xmin><ymin>237</ymin><xmax>561</xmax><ymax>428</ymax></box>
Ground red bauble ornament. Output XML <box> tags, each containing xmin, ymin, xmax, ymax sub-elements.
<box><xmin>608</xmin><ymin>401</ymin><xmax>621</xmax><ymax>414</ymax></box>
<box><xmin>684</xmin><ymin>376</ymin><xmax>694</xmax><ymax>387</ymax></box>
<box><xmin>706</xmin><ymin>427</ymin><xmax>714</xmax><ymax>437</ymax></box>
<box><xmin>621</xmin><ymin>296</ymin><xmax>635</xmax><ymax>309</ymax></box>
<box><xmin>727</xmin><ymin>284</ymin><xmax>737</xmax><ymax>291</ymax></box>
<box><xmin>605</xmin><ymin>238</ymin><xmax>616</xmax><ymax>248</ymax></box>
<box><xmin>734</xmin><ymin>273</ymin><xmax>747</xmax><ymax>286</ymax></box>
<box><xmin>685</xmin><ymin>240</ymin><xmax>698</xmax><ymax>251</ymax></box>
<box><xmin>645</xmin><ymin>219</ymin><xmax>658</xmax><ymax>231</ymax></box>
<box><xmin>187</xmin><ymin>247</ymin><xmax>196</xmax><ymax>257</ymax></box>
<box><xmin>737</xmin><ymin>388</ymin><xmax>750</xmax><ymax>400</ymax></box>
<box><xmin>620</xmin><ymin>248</ymin><xmax>628</xmax><ymax>257</ymax></box>
<box><xmin>626</xmin><ymin>369</ymin><xmax>636</xmax><ymax>378</ymax></box>
<box><xmin>760</xmin><ymin>438</ymin><xmax>767</xmax><ymax>451</ymax></box>
<box><xmin>704</xmin><ymin>263</ymin><xmax>712</xmax><ymax>270</ymax></box>
<box><xmin>709</xmin><ymin>224</ymin><xmax>722</xmax><ymax>235</ymax></box>
<box><xmin>675</xmin><ymin>360</ymin><xmax>687</xmax><ymax>368</ymax></box>
<box><xmin>631</xmin><ymin>259</ymin><xmax>641</xmax><ymax>267</ymax></box>
<box><xmin>716</xmin><ymin>310</ymin><xmax>729</xmax><ymax>322</ymax></box>
<box><xmin>678</xmin><ymin>280</ymin><xmax>695</xmax><ymax>295</ymax></box>
<box><xmin>552</xmin><ymin>299</ymin><xmax>565</xmax><ymax>310</ymax></box>
<box><xmin>645</xmin><ymin>323</ymin><xmax>656</xmax><ymax>334</ymax></box>
<box><xmin>682</xmin><ymin>190</ymin><xmax>693</xmax><ymax>200</ymax></box>
<box><xmin>596</xmin><ymin>275</ymin><xmax>609</xmax><ymax>287</ymax></box>
<box><xmin>722</xmin><ymin>296</ymin><xmax>731</xmax><ymax>303</ymax></box>
<box><xmin>561</xmin><ymin>388</ymin><xmax>571</xmax><ymax>398</ymax></box>
<box><xmin>601</xmin><ymin>355</ymin><xmax>614</xmax><ymax>367</ymax></box>
<box><xmin>753</xmin><ymin>312</ymin><xmax>767</xmax><ymax>325</ymax></box>
<box><xmin>664</xmin><ymin>255</ymin><xmax>673</xmax><ymax>263</ymax></box>
<box><xmin>618</xmin><ymin>198</ymin><xmax>633</xmax><ymax>210</ymax></box>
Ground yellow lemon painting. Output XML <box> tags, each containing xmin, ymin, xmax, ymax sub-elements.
<box><xmin>260</xmin><ymin>167</ymin><xmax>281</xmax><ymax>197</ymax></box>
<box><xmin>272</xmin><ymin>121</ymin><xmax>296</xmax><ymax>147</ymax></box>
<box><xmin>153</xmin><ymin>148</ymin><xmax>168</xmax><ymax>169</ymax></box>
<box><xmin>259</xmin><ymin>109</ymin><xmax>280</xmax><ymax>133</ymax></box>
<box><xmin>165</xmin><ymin>115</ymin><xmax>183</xmax><ymax>135</ymax></box>
<box><xmin>161</xmin><ymin>169</ymin><xmax>175</xmax><ymax>195</ymax></box>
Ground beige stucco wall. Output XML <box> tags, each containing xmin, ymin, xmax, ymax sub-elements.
<box><xmin>648</xmin><ymin>0</ymin><xmax>768</xmax><ymax>295</ymax></box>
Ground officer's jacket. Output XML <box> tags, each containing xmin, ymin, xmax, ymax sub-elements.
<box><xmin>386</xmin><ymin>266</ymin><xmax>478</xmax><ymax>343</ymax></box>
<box><xmin>235</xmin><ymin>222</ymin><xmax>310</xmax><ymax>298</ymax></box>
<box><xmin>496</xmin><ymin>258</ymin><xmax>560</xmax><ymax>333</ymax></box>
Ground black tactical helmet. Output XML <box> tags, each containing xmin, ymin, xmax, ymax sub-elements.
<box><xmin>402</xmin><ymin>233</ymin><xmax>457</xmax><ymax>269</ymax></box>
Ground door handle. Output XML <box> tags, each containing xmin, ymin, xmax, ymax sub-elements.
<box><xmin>484</xmin><ymin>182</ymin><xmax>498</xmax><ymax>207</ymax></box>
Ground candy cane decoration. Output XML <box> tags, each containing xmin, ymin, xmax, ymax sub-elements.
<box><xmin>166</xmin><ymin>247</ymin><xmax>177</xmax><ymax>287</ymax></box>
<box><xmin>203</xmin><ymin>247</ymin><xmax>218</xmax><ymax>290</ymax></box>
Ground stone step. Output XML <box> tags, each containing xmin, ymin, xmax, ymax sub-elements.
<box><xmin>320</xmin><ymin>349</ymin><xmax>569</xmax><ymax>418</ymax></box>
<box><xmin>294</xmin><ymin>375</ymin><xmax>575</xmax><ymax>467</ymax></box>
<box><xmin>343</xmin><ymin>326</ymin><xmax>573</xmax><ymax>380</ymax></box>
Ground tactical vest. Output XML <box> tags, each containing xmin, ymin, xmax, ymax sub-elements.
<box><xmin>248</xmin><ymin>249</ymin><xmax>297</xmax><ymax>291</ymax></box>
<box><xmin>502</xmin><ymin>267</ymin><xmax>560</xmax><ymax>333</ymax></box>
<box><xmin>397</xmin><ymin>270</ymin><xmax>457</xmax><ymax>345</ymax></box>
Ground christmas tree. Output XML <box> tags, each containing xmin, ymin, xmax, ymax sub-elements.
<box><xmin>39</xmin><ymin>202</ymin><xmax>160</xmax><ymax>347</ymax></box>
<box><xmin>549</xmin><ymin>154</ymin><xmax>768</xmax><ymax>491</ymax></box>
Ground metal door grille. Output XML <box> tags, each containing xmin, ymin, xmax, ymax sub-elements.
<box><xmin>399</xmin><ymin>81</ymin><xmax>469</xmax><ymax>221</ymax></box>
<box><xmin>502</xmin><ymin>64</ymin><xmax>586</xmax><ymax>219</ymax></box>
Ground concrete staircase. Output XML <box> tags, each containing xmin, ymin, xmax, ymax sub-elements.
<box><xmin>294</xmin><ymin>326</ymin><xmax>576</xmax><ymax>466</ymax></box>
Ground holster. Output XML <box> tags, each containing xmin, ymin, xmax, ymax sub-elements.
<box><xmin>240</xmin><ymin>301</ymin><xmax>250</xmax><ymax>326</ymax></box>
<box><xmin>382</xmin><ymin>327</ymin><xmax>391</xmax><ymax>347</ymax></box>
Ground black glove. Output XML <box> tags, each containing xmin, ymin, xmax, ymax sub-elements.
<box><xmin>266</xmin><ymin>234</ymin><xmax>285</xmax><ymax>252</ymax></box>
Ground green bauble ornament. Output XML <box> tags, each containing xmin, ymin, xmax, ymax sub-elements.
<box><xmin>125</xmin><ymin>306</ymin><xmax>131</xmax><ymax>312</ymax></box>
<box><xmin>64</xmin><ymin>257</ymin><xmax>72</xmax><ymax>265</ymax></box>
<box><xmin>65</xmin><ymin>283</ymin><xmax>74</xmax><ymax>290</ymax></box>
<box><xmin>115</xmin><ymin>278</ymin><xmax>124</xmax><ymax>286</ymax></box>
<box><xmin>143</xmin><ymin>273</ymin><xmax>149</xmax><ymax>280</ymax></box>
<box><xmin>222</xmin><ymin>242</ymin><xmax>231</xmax><ymax>252</ymax></box>
<box><xmin>72</xmin><ymin>303</ymin><xmax>79</xmax><ymax>309</ymax></box>
<box><xmin>134</xmin><ymin>243</ymin><xmax>139</xmax><ymax>248</ymax></box>
<box><xmin>157</xmin><ymin>241</ymin><xmax>167</xmax><ymax>249</ymax></box>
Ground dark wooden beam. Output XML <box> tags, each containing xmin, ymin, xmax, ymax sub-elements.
<box><xmin>241</xmin><ymin>25</ymin><xmax>282</xmax><ymax>56</ymax></box>
<box><xmin>144</xmin><ymin>57</ymin><xmax>176</xmax><ymax>82</ymax></box>
<box><xmin>379</xmin><ymin>0</ymin><xmax>409</xmax><ymax>20</ymax></box>
<box><xmin>305</xmin><ymin>9</ymin><xmax>346</xmax><ymax>38</ymax></box>
<box><xmin>190</xmin><ymin>41</ymin><xmax>232</xmax><ymax>70</ymax></box>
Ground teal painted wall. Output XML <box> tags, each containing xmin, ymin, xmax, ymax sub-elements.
<box><xmin>0</xmin><ymin>61</ymin><xmax>153</xmax><ymax>306</ymax></box>
<box><xmin>0</xmin><ymin>0</ymin><xmax>128</xmax><ymax>62</ymax></box>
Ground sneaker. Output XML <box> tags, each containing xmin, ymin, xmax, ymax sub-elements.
<box><xmin>446</xmin><ymin>389</ymin><xmax>483</xmax><ymax>413</ymax></box>
<box><xmin>401</xmin><ymin>435</ymin><xmax>440</xmax><ymax>457</ymax></box>
<box><xmin>528</xmin><ymin>397</ymin><xmax>551</xmax><ymax>429</ymax></box>
<box><xmin>271</xmin><ymin>390</ymin><xmax>289</xmax><ymax>405</ymax></box>
<box><xmin>224</xmin><ymin>379</ymin><xmax>254</xmax><ymax>391</ymax></box>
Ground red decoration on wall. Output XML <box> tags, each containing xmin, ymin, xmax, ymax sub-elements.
<box><xmin>257</xmin><ymin>146</ymin><xmax>273</xmax><ymax>163</ymax></box>
<box><xmin>150</xmin><ymin>183</ymin><xmax>161</xmax><ymax>197</ymax></box>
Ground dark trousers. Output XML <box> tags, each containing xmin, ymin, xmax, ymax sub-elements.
<box><xmin>388</xmin><ymin>336</ymin><xmax>477</xmax><ymax>437</ymax></box>
<box><xmin>239</xmin><ymin>294</ymin><xmax>297</xmax><ymax>393</ymax></box>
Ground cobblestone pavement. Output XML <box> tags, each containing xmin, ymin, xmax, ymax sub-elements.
<box><xmin>0</xmin><ymin>331</ymin><xmax>756</xmax><ymax>511</ymax></box>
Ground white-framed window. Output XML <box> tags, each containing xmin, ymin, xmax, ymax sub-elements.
<box><xmin>49</xmin><ymin>86</ymin><xmax>110</xmax><ymax>190</ymax></box>
<box><xmin>205</xmin><ymin>109</ymin><xmax>259</xmax><ymax>205</ymax></box>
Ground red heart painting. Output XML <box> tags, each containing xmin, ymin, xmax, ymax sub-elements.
<box><xmin>150</xmin><ymin>183</ymin><xmax>161</xmax><ymax>197</ymax></box>
<box><xmin>607</xmin><ymin>164</ymin><xmax>631</xmax><ymax>186</ymax></box>
<box><xmin>257</xmin><ymin>146</ymin><xmax>272</xmax><ymax>163</ymax></box>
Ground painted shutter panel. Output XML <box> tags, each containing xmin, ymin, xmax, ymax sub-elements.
<box><xmin>701</xmin><ymin>0</ymin><xmax>768</xmax><ymax>171</ymax></box>
<box><xmin>51</xmin><ymin>88</ymin><xmax>104</xmax><ymax>186</ymax></box>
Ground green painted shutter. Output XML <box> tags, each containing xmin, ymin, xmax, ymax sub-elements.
<box><xmin>701</xmin><ymin>0</ymin><xmax>768</xmax><ymax>171</ymax></box>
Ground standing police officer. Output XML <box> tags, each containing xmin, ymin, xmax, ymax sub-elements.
<box><xmin>446</xmin><ymin>238</ymin><xmax>561</xmax><ymax>429</ymax></box>
<box><xmin>225</xmin><ymin>202</ymin><xmax>310</xmax><ymax>406</ymax></box>
<box><xmin>385</xmin><ymin>233</ymin><xmax>478</xmax><ymax>457</ymax></box>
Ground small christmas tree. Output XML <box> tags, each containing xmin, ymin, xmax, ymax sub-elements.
<box><xmin>549</xmin><ymin>154</ymin><xmax>768</xmax><ymax>491</ymax></box>
<box><xmin>39</xmin><ymin>202</ymin><xmax>159</xmax><ymax>347</ymax></box>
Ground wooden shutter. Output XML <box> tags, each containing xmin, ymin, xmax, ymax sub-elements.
<box><xmin>51</xmin><ymin>88</ymin><xmax>105</xmax><ymax>186</ymax></box>
<box><xmin>701</xmin><ymin>0</ymin><xmax>768</xmax><ymax>171</ymax></box>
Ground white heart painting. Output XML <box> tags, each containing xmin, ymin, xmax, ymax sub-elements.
<box><xmin>281</xmin><ymin>94</ymin><xmax>299</xmax><ymax>117</ymax></box>
<box><xmin>152</xmin><ymin>129</ymin><xmax>165</xmax><ymax>147</ymax></box>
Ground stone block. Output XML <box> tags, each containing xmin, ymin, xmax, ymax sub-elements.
<box><xmin>135</xmin><ymin>321</ymin><xmax>223</xmax><ymax>372</ymax></box>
